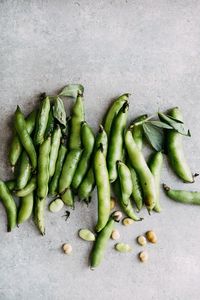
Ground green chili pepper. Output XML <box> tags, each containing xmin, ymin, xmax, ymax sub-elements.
<box><xmin>34</xmin><ymin>96</ymin><xmax>50</xmax><ymax>145</ymax></box>
<box><xmin>37</xmin><ymin>136</ymin><xmax>51</xmax><ymax>199</ymax></box>
<box><xmin>14</xmin><ymin>106</ymin><xmax>37</xmax><ymax>169</ymax></box>
<box><xmin>0</xmin><ymin>180</ymin><xmax>17</xmax><ymax>231</ymax></box>
<box><xmin>69</xmin><ymin>92</ymin><xmax>84</xmax><ymax>150</ymax></box>
<box><xmin>18</xmin><ymin>192</ymin><xmax>34</xmax><ymax>225</ymax></box>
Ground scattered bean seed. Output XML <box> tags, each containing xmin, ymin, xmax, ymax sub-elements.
<box><xmin>137</xmin><ymin>235</ymin><xmax>147</xmax><ymax>246</ymax></box>
<box><xmin>112</xmin><ymin>211</ymin><xmax>123</xmax><ymax>222</ymax></box>
<box><xmin>79</xmin><ymin>229</ymin><xmax>95</xmax><ymax>241</ymax></box>
<box><xmin>49</xmin><ymin>199</ymin><xmax>64</xmax><ymax>213</ymax></box>
<box><xmin>122</xmin><ymin>218</ymin><xmax>134</xmax><ymax>226</ymax></box>
<box><xmin>63</xmin><ymin>243</ymin><xmax>72</xmax><ymax>255</ymax></box>
<box><xmin>111</xmin><ymin>229</ymin><xmax>120</xmax><ymax>240</ymax></box>
<box><xmin>146</xmin><ymin>230</ymin><xmax>157</xmax><ymax>243</ymax></box>
<box><xmin>115</xmin><ymin>243</ymin><xmax>132</xmax><ymax>253</ymax></box>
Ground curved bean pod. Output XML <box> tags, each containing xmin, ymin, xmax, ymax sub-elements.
<box><xmin>9</xmin><ymin>110</ymin><xmax>36</xmax><ymax>167</ymax></box>
<box><xmin>16</xmin><ymin>151</ymin><xmax>31</xmax><ymax>190</ymax></box>
<box><xmin>127</xmin><ymin>161</ymin><xmax>143</xmax><ymax>211</ymax></box>
<box><xmin>163</xmin><ymin>184</ymin><xmax>200</xmax><ymax>205</ymax></box>
<box><xmin>104</xmin><ymin>93</ymin><xmax>129</xmax><ymax>138</ymax></box>
<box><xmin>149</xmin><ymin>152</ymin><xmax>163</xmax><ymax>212</ymax></box>
<box><xmin>0</xmin><ymin>180</ymin><xmax>17</xmax><ymax>231</ymax></box>
<box><xmin>59</xmin><ymin>149</ymin><xmax>82</xmax><ymax>194</ymax></box>
<box><xmin>15</xmin><ymin>176</ymin><xmax>36</xmax><ymax>197</ymax></box>
<box><xmin>69</xmin><ymin>92</ymin><xmax>84</xmax><ymax>150</ymax></box>
<box><xmin>113</xmin><ymin>180</ymin><xmax>142</xmax><ymax>221</ymax></box>
<box><xmin>90</xmin><ymin>215</ymin><xmax>116</xmax><ymax>269</ymax></box>
<box><xmin>125</xmin><ymin>130</ymin><xmax>156</xmax><ymax>211</ymax></box>
<box><xmin>61</xmin><ymin>188</ymin><xmax>74</xmax><ymax>207</ymax></box>
<box><xmin>49</xmin><ymin>144</ymin><xmax>67</xmax><ymax>196</ymax></box>
<box><xmin>72</xmin><ymin>122</ymin><xmax>95</xmax><ymax>190</ymax></box>
<box><xmin>34</xmin><ymin>96</ymin><xmax>50</xmax><ymax>145</ymax></box>
<box><xmin>131</xmin><ymin>114</ymin><xmax>148</xmax><ymax>151</ymax></box>
<box><xmin>117</xmin><ymin>161</ymin><xmax>132</xmax><ymax>206</ymax></box>
<box><xmin>78</xmin><ymin>125</ymin><xmax>108</xmax><ymax>202</ymax></box>
<box><xmin>166</xmin><ymin>107</ymin><xmax>193</xmax><ymax>182</ymax></box>
<box><xmin>49</xmin><ymin>125</ymin><xmax>62</xmax><ymax>177</ymax></box>
<box><xmin>6</xmin><ymin>180</ymin><xmax>16</xmax><ymax>192</ymax></box>
<box><xmin>37</xmin><ymin>136</ymin><xmax>51</xmax><ymax>199</ymax></box>
<box><xmin>18</xmin><ymin>192</ymin><xmax>34</xmax><ymax>225</ymax></box>
<box><xmin>34</xmin><ymin>196</ymin><xmax>45</xmax><ymax>235</ymax></box>
<box><xmin>107</xmin><ymin>102</ymin><xmax>129</xmax><ymax>182</ymax></box>
<box><xmin>14</xmin><ymin>106</ymin><xmax>37</xmax><ymax>169</ymax></box>
<box><xmin>94</xmin><ymin>145</ymin><xmax>110</xmax><ymax>232</ymax></box>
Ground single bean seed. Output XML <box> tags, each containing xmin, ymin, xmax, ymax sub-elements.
<box><xmin>122</xmin><ymin>218</ymin><xmax>134</xmax><ymax>226</ymax></box>
<box><xmin>139</xmin><ymin>251</ymin><xmax>148</xmax><ymax>262</ymax></box>
<box><xmin>110</xmin><ymin>197</ymin><xmax>116</xmax><ymax>210</ymax></box>
<box><xmin>79</xmin><ymin>229</ymin><xmax>96</xmax><ymax>241</ymax></box>
<box><xmin>111</xmin><ymin>229</ymin><xmax>120</xmax><ymax>240</ymax></box>
<box><xmin>49</xmin><ymin>198</ymin><xmax>64</xmax><ymax>213</ymax></box>
<box><xmin>146</xmin><ymin>230</ymin><xmax>157</xmax><ymax>243</ymax></box>
<box><xmin>63</xmin><ymin>243</ymin><xmax>72</xmax><ymax>255</ymax></box>
<box><xmin>115</xmin><ymin>243</ymin><xmax>132</xmax><ymax>253</ymax></box>
<box><xmin>137</xmin><ymin>235</ymin><xmax>147</xmax><ymax>246</ymax></box>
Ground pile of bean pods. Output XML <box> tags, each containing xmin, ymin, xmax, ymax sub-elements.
<box><xmin>0</xmin><ymin>83</ymin><xmax>199</xmax><ymax>268</ymax></box>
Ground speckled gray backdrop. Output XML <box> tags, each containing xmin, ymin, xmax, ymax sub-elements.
<box><xmin>0</xmin><ymin>1</ymin><xmax>200</xmax><ymax>299</ymax></box>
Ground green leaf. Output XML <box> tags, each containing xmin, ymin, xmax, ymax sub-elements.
<box><xmin>148</xmin><ymin>120</ymin><xmax>173</xmax><ymax>129</ymax></box>
<box><xmin>59</xmin><ymin>84</ymin><xmax>84</xmax><ymax>98</ymax></box>
<box><xmin>142</xmin><ymin>123</ymin><xmax>164</xmax><ymax>151</ymax></box>
<box><xmin>53</xmin><ymin>97</ymin><xmax>66</xmax><ymax>127</ymax></box>
<box><xmin>158</xmin><ymin>112</ymin><xmax>190</xmax><ymax>136</ymax></box>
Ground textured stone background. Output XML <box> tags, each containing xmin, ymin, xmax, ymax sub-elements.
<box><xmin>0</xmin><ymin>1</ymin><xmax>200</xmax><ymax>299</ymax></box>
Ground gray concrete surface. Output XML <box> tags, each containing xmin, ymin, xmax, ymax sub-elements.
<box><xmin>0</xmin><ymin>0</ymin><xmax>200</xmax><ymax>299</ymax></box>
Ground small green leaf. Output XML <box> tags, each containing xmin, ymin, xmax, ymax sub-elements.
<box><xmin>59</xmin><ymin>84</ymin><xmax>84</xmax><ymax>98</ymax></box>
<box><xmin>142</xmin><ymin>123</ymin><xmax>164</xmax><ymax>151</ymax></box>
<box><xmin>148</xmin><ymin>120</ymin><xmax>173</xmax><ymax>129</ymax></box>
<box><xmin>53</xmin><ymin>97</ymin><xmax>66</xmax><ymax>127</ymax></box>
<box><xmin>158</xmin><ymin>112</ymin><xmax>190</xmax><ymax>136</ymax></box>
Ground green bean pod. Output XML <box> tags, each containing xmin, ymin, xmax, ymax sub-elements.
<box><xmin>125</xmin><ymin>130</ymin><xmax>156</xmax><ymax>211</ymax></box>
<box><xmin>16</xmin><ymin>151</ymin><xmax>31</xmax><ymax>190</ymax></box>
<box><xmin>0</xmin><ymin>180</ymin><xmax>17</xmax><ymax>231</ymax></box>
<box><xmin>59</xmin><ymin>149</ymin><xmax>82</xmax><ymax>194</ymax></box>
<box><xmin>49</xmin><ymin>125</ymin><xmax>62</xmax><ymax>177</ymax></box>
<box><xmin>9</xmin><ymin>110</ymin><xmax>36</xmax><ymax>167</ymax></box>
<box><xmin>113</xmin><ymin>180</ymin><xmax>142</xmax><ymax>221</ymax></box>
<box><xmin>69</xmin><ymin>92</ymin><xmax>84</xmax><ymax>150</ymax></box>
<box><xmin>127</xmin><ymin>161</ymin><xmax>143</xmax><ymax>211</ymax></box>
<box><xmin>90</xmin><ymin>214</ymin><xmax>117</xmax><ymax>269</ymax></box>
<box><xmin>18</xmin><ymin>192</ymin><xmax>34</xmax><ymax>225</ymax></box>
<box><xmin>37</xmin><ymin>136</ymin><xmax>51</xmax><ymax>199</ymax></box>
<box><xmin>72</xmin><ymin>122</ymin><xmax>95</xmax><ymax>190</ymax></box>
<box><xmin>149</xmin><ymin>152</ymin><xmax>163</xmax><ymax>212</ymax></box>
<box><xmin>78</xmin><ymin>125</ymin><xmax>108</xmax><ymax>202</ymax></box>
<box><xmin>34</xmin><ymin>196</ymin><xmax>45</xmax><ymax>235</ymax></box>
<box><xmin>107</xmin><ymin>102</ymin><xmax>129</xmax><ymax>182</ymax></box>
<box><xmin>94</xmin><ymin>145</ymin><xmax>110</xmax><ymax>232</ymax></box>
<box><xmin>6</xmin><ymin>180</ymin><xmax>16</xmax><ymax>192</ymax></box>
<box><xmin>14</xmin><ymin>106</ymin><xmax>37</xmax><ymax>169</ymax></box>
<box><xmin>163</xmin><ymin>184</ymin><xmax>200</xmax><ymax>205</ymax></box>
<box><xmin>131</xmin><ymin>114</ymin><xmax>148</xmax><ymax>150</ymax></box>
<box><xmin>166</xmin><ymin>107</ymin><xmax>193</xmax><ymax>183</ymax></box>
<box><xmin>61</xmin><ymin>188</ymin><xmax>74</xmax><ymax>207</ymax></box>
<box><xmin>104</xmin><ymin>93</ymin><xmax>129</xmax><ymax>138</ymax></box>
<box><xmin>45</xmin><ymin>107</ymin><xmax>55</xmax><ymax>139</ymax></box>
<box><xmin>49</xmin><ymin>144</ymin><xmax>67</xmax><ymax>196</ymax></box>
<box><xmin>34</xmin><ymin>96</ymin><xmax>50</xmax><ymax>145</ymax></box>
<box><xmin>15</xmin><ymin>176</ymin><xmax>36</xmax><ymax>197</ymax></box>
<box><xmin>117</xmin><ymin>161</ymin><xmax>132</xmax><ymax>206</ymax></box>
